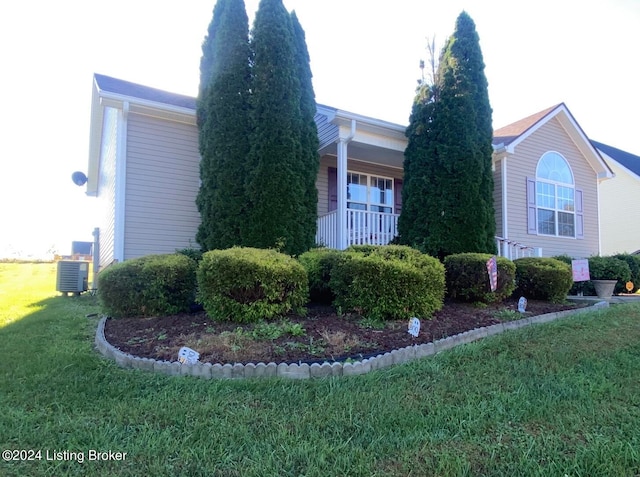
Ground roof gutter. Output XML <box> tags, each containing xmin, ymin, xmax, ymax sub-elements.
<box><xmin>98</xmin><ymin>90</ymin><xmax>196</xmax><ymax>118</ymax></box>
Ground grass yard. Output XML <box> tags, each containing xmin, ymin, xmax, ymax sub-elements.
<box><xmin>1</xmin><ymin>262</ymin><xmax>639</xmax><ymax>477</ymax></box>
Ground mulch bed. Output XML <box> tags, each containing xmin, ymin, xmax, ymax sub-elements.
<box><xmin>103</xmin><ymin>299</ymin><xmax>587</xmax><ymax>365</ymax></box>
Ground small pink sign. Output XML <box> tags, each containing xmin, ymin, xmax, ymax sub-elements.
<box><xmin>571</xmin><ymin>259</ymin><xmax>590</xmax><ymax>282</ymax></box>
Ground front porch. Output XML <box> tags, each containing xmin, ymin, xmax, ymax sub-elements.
<box><xmin>313</xmin><ymin>105</ymin><xmax>406</xmax><ymax>251</ymax></box>
<box><xmin>316</xmin><ymin>209</ymin><xmax>399</xmax><ymax>249</ymax></box>
<box><xmin>315</xmin><ymin>216</ymin><xmax>543</xmax><ymax>259</ymax></box>
<box><xmin>312</xmin><ymin>105</ymin><xmax>542</xmax><ymax>258</ymax></box>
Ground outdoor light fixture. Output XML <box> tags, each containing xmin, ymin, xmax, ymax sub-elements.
<box><xmin>71</xmin><ymin>171</ymin><xmax>88</xmax><ymax>186</ymax></box>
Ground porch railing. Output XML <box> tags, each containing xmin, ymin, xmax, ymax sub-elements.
<box><xmin>316</xmin><ymin>215</ymin><xmax>541</xmax><ymax>259</ymax></box>
<box><xmin>316</xmin><ymin>210</ymin><xmax>399</xmax><ymax>249</ymax></box>
<box><xmin>316</xmin><ymin>211</ymin><xmax>338</xmax><ymax>248</ymax></box>
<box><xmin>495</xmin><ymin>236</ymin><xmax>542</xmax><ymax>259</ymax></box>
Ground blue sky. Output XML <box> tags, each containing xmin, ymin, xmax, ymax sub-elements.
<box><xmin>1</xmin><ymin>0</ymin><xmax>638</xmax><ymax>258</ymax></box>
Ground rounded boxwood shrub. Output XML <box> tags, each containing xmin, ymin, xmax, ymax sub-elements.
<box><xmin>330</xmin><ymin>246</ymin><xmax>445</xmax><ymax>320</ymax></box>
<box><xmin>554</xmin><ymin>255</ymin><xmax>633</xmax><ymax>296</ymax></box>
<box><xmin>444</xmin><ymin>253</ymin><xmax>516</xmax><ymax>303</ymax></box>
<box><xmin>513</xmin><ymin>257</ymin><xmax>573</xmax><ymax>303</ymax></box>
<box><xmin>98</xmin><ymin>254</ymin><xmax>197</xmax><ymax>318</ymax></box>
<box><xmin>347</xmin><ymin>244</ymin><xmax>424</xmax><ymax>262</ymax></box>
<box><xmin>588</xmin><ymin>255</ymin><xmax>632</xmax><ymax>282</ymax></box>
<box><xmin>298</xmin><ymin>248</ymin><xmax>342</xmax><ymax>303</ymax></box>
<box><xmin>612</xmin><ymin>253</ymin><xmax>640</xmax><ymax>293</ymax></box>
<box><xmin>197</xmin><ymin>247</ymin><xmax>308</xmax><ymax>323</ymax></box>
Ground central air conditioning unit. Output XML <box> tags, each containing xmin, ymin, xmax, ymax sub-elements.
<box><xmin>56</xmin><ymin>261</ymin><xmax>89</xmax><ymax>295</ymax></box>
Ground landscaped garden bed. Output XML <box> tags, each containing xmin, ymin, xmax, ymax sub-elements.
<box><xmin>103</xmin><ymin>298</ymin><xmax>586</xmax><ymax>365</ymax></box>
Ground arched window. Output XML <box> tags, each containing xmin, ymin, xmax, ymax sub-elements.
<box><xmin>529</xmin><ymin>152</ymin><xmax>582</xmax><ymax>238</ymax></box>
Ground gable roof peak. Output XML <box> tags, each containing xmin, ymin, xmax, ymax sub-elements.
<box><xmin>493</xmin><ymin>103</ymin><xmax>564</xmax><ymax>147</ymax></box>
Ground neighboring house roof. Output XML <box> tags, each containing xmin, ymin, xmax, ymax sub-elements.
<box><xmin>492</xmin><ymin>103</ymin><xmax>614</xmax><ymax>180</ymax></box>
<box><xmin>591</xmin><ymin>140</ymin><xmax>640</xmax><ymax>179</ymax></box>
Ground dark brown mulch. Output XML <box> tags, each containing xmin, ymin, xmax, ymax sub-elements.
<box><xmin>103</xmin><ymin>299</ymin><xmax>587</xmax><ymax>365</ymax></box>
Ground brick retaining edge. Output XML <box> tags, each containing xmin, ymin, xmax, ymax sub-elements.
<box><xmin>95</xmin><ymin>301</ymin><xmax>609</xmax><ymax>380</ymax></box>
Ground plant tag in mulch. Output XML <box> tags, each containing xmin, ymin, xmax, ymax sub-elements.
<box><xmin>518</xmin><ymin>297</ymin><xmax>528</xmax><ymax>313</ymax></box>
<box><xmin>178</xmin><ymin>346</ymin><xmax>200</xmax><ymax>365</ymax></box>
<box><xmin>408</xmin><ymin>317</ymin><xmax>421</xmax><ymax>337</ymax></box>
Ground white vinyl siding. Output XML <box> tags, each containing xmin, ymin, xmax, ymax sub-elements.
<box><xmin>599</xmin><ymin>157</ymin><xmax>640</xmax><ymax>254</ymax></box>
<box><xmin>97</xmin><ymin>107</ymin><xmax>118</xmax><ymax>270</ymax></box>
<box><xmin>504</xmin><ymin>117</ymin><xmax>599</xmax><ymax>257</ymax></box>
<box><xmin>124</xmin><ymin>113</ymin><xmax>201</xmax><ymax>259</ymax></box>
<box><xmin>492</xmin><ymin>158</ymin><xmax>504</xmax><ymax>236</ymax></box>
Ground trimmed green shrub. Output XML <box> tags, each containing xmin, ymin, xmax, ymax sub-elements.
<box><xmin>444</xmin><ymin>253</ymin><xmax>516</xmax><ymax>303</ymax></box>
<box><xmin>554</xmin><ymin>254</ymin><xmax>634</xmax><ymax>296</ymax></box>
<box><xmin>612</xmin><ymin>253</ymin><xmax>640</xmax><ymax>293</ymax></box>
<box><xmin>330</xmin><ymin>247</ymin><xmax>445</xmax><ymax>320</ymax></box>
<box><xmin>346</xmin><ymin>244</ymin><xmax>383</xmax><ymax>256</ymax></box>
<box><xmin>588</xmin><ymin>255</ymin><xmax>632</xmax><ymax>289</ymax></box>
<box><xmin>98</xmin><ymin>254</ymin><xmax>197</xmax><ymax>318</ymax></box>
<box><xmin>347</xmin><ymin>244</ymin><xmax>424</xmax><ymax>262</ymax></box>
<box><xmin>513</xmin><ymin>257</ymin><xmax>573</xmax><ymax>303</ymax></box>
<box><xmin>197</xmin><ymin>247</ymin><xmax>308</xmax><ymax>323</ymax></box>
<box><xmin>176</xmin><ymin>247</ymin><xmax>203</xmax><ymax>263</ymax></box>
<box><xmin>298</xmin><ymin>248</ymin><xmax>341</xmax><ymax>303</ymax></box>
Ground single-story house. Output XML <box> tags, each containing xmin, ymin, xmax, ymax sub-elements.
<box><xmin>591</xmin><ymin>141</ymin><xmax>640</xmax><ymax>255</ymax></box>
<box><xmin>86</xmin><ymin>74</ymin><xmax>616</xmax><ymax>271</ymax></box>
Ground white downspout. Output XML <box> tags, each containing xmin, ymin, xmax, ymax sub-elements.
<box><xmin>501</xmin><ymin>155</ymin><xmax>509</xmax><ymax>258</ymax></box>
<box><xmin>114</xmin><ymin>101</ymin><xmax>129</xmax><ymax>262</ymax></box>
<box><xmin>92</xmin><ymin>227</ymin><xmax>100</xmax><ymax>290</ymax></box>
<box><xmin>596</xmin><ymin>180</ymin><xmax>602</xmax><ymax>255</ymax></box>
<box><xmin>337</xmin><ymin>119</ymin><xmax>356</xmax><ymax>250</ymax></box>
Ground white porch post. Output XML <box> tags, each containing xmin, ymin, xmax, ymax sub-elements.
<box><xmin>337</xmin><ymin>120</ymin><xmax>356</xmax><ymax>250</ymax></box>
<box><xmin>337</xmin><ymin>139</ymin><xmax>348</xmax><ymax>250</ymax></box>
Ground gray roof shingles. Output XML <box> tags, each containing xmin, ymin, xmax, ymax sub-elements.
<box><xmin>93</xmin><ymin>73</ymin><xmax>638</xmax><ymax>179</ymax></box>
<box><xmin>591</xmin><ymin>140</ymin><xmax>640</xmax><ymax>177</ymax></box>
<box><xmin>94</xmin><ymin>73</ymin><xmax>334</xmax><ymax>128</ymax></box>
<box><xmin>94</xmin><ymin>73</ymin><xmax>197</xmax><ymax>110</ymax></box>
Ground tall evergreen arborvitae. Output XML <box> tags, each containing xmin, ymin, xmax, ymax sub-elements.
<box><xmin>399</xmin><ymin>11</ymin><xmax>496</xmax><ymax>259</ymax></box>
<box><xmin>397</xmin><ymin>84</ymin><xmax>438</xmax><ymax>248</ymax></box>
<box><xmin>195</xmin><ymin>0</ymin><xmax>252</xmax><ymax>251</ymax></box>
<box><xmin>291</xmin><ymin>11</ymin><xmax>320</xmax><ymax>252</ymax></box>
<box><xmin>243</xmin><ymin>0</ymin><xmax>310</xmax><ymax>255</ymax></box>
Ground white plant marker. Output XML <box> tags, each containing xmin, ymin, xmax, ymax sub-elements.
<box><xmin>518</xmin><ymin>296</ymin><xmax>528</xmax><ymax>313</ymax></box>
<box><xmin>408</xmin><ymin>317</ymin><xmax>421</xmax><ymax>337</ymax></box>
<box><xmin>178</xmin><ymin>346</ymin><xmax>200</xmax><ymax>364</ymax></box>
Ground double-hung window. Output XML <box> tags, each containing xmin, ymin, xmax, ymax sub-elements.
<box><xmin>527</xmin><ymin>152</ymin><xmax>583</xmax><ymax>238</ymax></box>
<box><xmin>347</xmin><ymin>173</ymin><xmax>393</xmax><ymax>213</ymax></box>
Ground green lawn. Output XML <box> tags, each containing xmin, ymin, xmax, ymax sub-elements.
<box><xmin>1</xmin><ymin>262</ymin><xmax>639</xmax><ymax>477</ymax></box>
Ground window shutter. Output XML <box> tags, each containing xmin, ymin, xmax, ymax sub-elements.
<box><xmin>328</xmin><ymin>167</ymin><xmax>337</xmax><ymax>212</ymax></box>
<box><xmin>575</xmin><ymin>188</ymin><xmax>584</xmax><ymax>239</ymax></box>
<box><xmin>394</xmin><ymin>178</ymin><xmax>403</xmax><ymax>214</ymax></box>
<box><xmin>526</xmin><ymin>177</ymin><xmax>537</xmax><ymax>234</ymax></box>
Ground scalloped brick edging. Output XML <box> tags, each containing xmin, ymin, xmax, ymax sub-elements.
<box><xmin>94</xmin><ymin>301</ymin><xmax>609</xmax><ymax>379</ymax></box>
